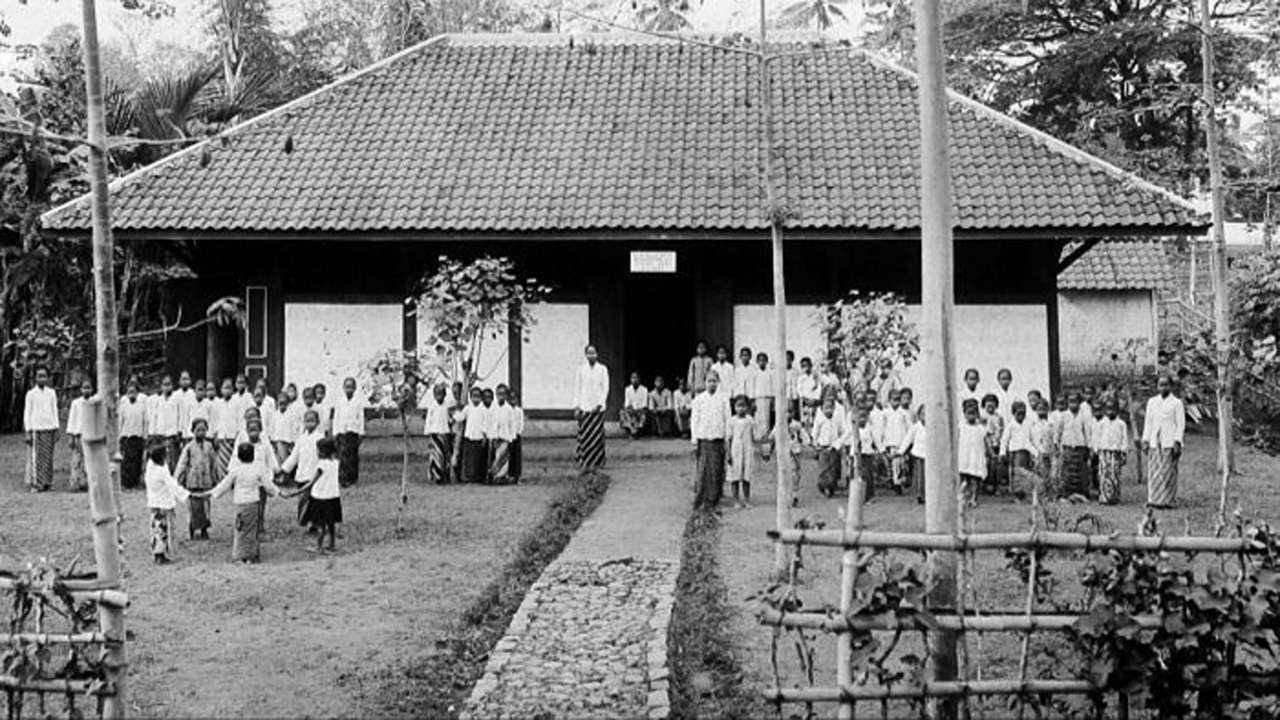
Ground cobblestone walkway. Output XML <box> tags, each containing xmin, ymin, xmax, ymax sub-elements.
<box><xmin>461</xmin><ymin>458</ymin><xmax>692</xmax><ymax>719</ymax></box>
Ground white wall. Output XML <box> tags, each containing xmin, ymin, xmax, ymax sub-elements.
<box><xmin>521</xmin><ymin>303</ymin><xmax>590</xmax><ymax>410</ymax></box>
<box><xmin>733</xmin><ymin>303</ymin><xmax>1051</xmax><ymax>397</ymax></box>
<box><xmin>417</xmin><ymin>313</ymin><xmax>510</xmax><ymax>389</ymax></box>
<box><xmin>284</xmin><ymin>303</ymin><xmax>403</xmax><ymax>396</ymax></box>
<box><xmin>1057</xmin><ymin>290</ymin><xmax>1156</xmax><ymax>373</ymax></box>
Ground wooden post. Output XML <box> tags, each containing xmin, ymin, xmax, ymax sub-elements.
<box><xmin>837</xmin><ymin>440</ymin><xmax>867</xmax><ymax>720</ymax></box>
<box><xmin>758</xmin><ymin>0</ymin><xmax>792</xmax><ymax>575</ymax></box>
<box><xmin>1199</xmin><ymin>0</ymin><xmax>1234</xmax><ymax>484</ymax></box>
<box><xmin>80</xmin><ymin>400</ymin><xmax>126</xmax><ymax>718</ymax></box>
<box><xmin>914</xmin><ymin>1</ymin><xmax>960</xmax><ymax>718</ymax></box>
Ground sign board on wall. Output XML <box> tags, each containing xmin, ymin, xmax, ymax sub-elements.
<box><xmin>629</xmin><ymin>251</ymin><xmax>677</xmax><ymax>273</ymax></box>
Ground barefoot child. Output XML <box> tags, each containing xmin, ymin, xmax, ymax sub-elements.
<box><xmin>812</xmin><ymin>393</ymin><xmax>845</xmax><ymax>498</ymax></box>
<box><xmin>899</xmin><ymin>406</ymin><xmax>926</xmax><ymax>504</ymax></box>
<box><xmin>282</xmin><ymin>409</ymin><xmax>323</xmax><ymax>529</ymax></box>
<box><xmin>298</xmin><ymin>437</ymin><xmax>343</xmax><ymax>553</ymax></box>
<box><xmin>145</xmin><ymin>445</ymin><xmax>190</xmax><ymax>564</ymax></box>
<box><xmin>175</xmin><ymin>418</ymin><xmax>218</xmax><ymax>540</ymax></box>
<box><xmin>66</xmin><ymin>379</ymin><xmax>93</xmax><ymax>492</ymax></box>
<box><xmin>958</xmin><ymin>399</ymin><xmax>987</xmax><ymax>506</ymax></box>
<box><xmin>206</xmin><ymin>443</ymin><xmax>282</xmax><ymax>563</ymax></box>
<box><xmin>726</xmin><ymin>395</ymin><xmax>759</xmax><ymax>508</ymax></box>
<box><xmin>1095</xmin><ymin>400</ymin><xmax>1129</xmax><ymax>505</ymax></box>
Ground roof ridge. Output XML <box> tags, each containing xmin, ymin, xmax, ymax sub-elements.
<box><xmin>854</xmin><ymin>50</ymin><xmax>1204</xmax><ymax>218</ymax></box>
<box><xmin>39</xmin><ymin>35</ymin><xmax>452</xmax><ymax>228</ymax></box>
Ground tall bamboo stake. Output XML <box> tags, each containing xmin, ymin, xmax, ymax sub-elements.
<box><xmin>1199</xmin><ymin>0</ymin><xmax>1233</xmax><ymax>484</ymax></box>
<box><xmin>914</xmin><ymin>1</ymin><xmax>959</xmax><ymax>717</ymax></box>
<box><xmin>78</xmin><ymin>0</ymin><xmax>127</xmax><ymax>715</ymax></box>
<box><xmin>837</xmin><ymin>443</ymin><xmax>867</xmax><ymax>720</ymax></box>
<box><xmin>758</xmin><ymin>0</ymin><xmax>792</xmax><ymax>576</ymax></box>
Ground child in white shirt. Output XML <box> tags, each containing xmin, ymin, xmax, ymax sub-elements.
<box><xmin>727</xmin><ymin>395</ymin><xmax>760</xmax><ymax>509</ymax></box>
<box><xmin>899</xmin><ymin>406</ymin><xmax>926</xmax><ymax>504</ymax></box>
<box><xmin>958</xmin><ymin>399</ymin><xmax>987</xmax><ymax>506</ymax></box>
<box><xmin>1094</xmin><ymin>400</ymin><xmax>1130</xmax><ymax>505</ymax></box>
<box><xmin>145</xmin><ymin>445</ymin><xmax>190</xmax><ymax>564</ymax></box>
<box><xmin>66</xmin><ymin>379</ymin><xmax>93</xmax><ymax>492</ymax></box>
<box><xmin>812</xmin><ymin>395</ymin><xmax>846</xmax><ymax>498</ymax></box>
<box><xmin>296</xmin><ymin>437</ymin><xmax>342</xmax><ymax>553</ymax></box>
<box><xmin>455</xmin><ymin>387</ymin><xmax>489</xmax><ymax>483</ymax></box>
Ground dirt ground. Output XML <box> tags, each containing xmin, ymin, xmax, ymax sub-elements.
<box><xmin>0</xmin><ymin>431</ymin><xmax>570</xmax><ymax>718</ymax></box>
<box><xmin>713</xmin><ymin>428</ymin><xmax>1280</xmax><ymax>717</ymax></box>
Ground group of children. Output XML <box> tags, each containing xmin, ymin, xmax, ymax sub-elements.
<box><xmin>419</xmin><ymin>380</ymin><xmax>526</xmax><ymax>485</ymax></box>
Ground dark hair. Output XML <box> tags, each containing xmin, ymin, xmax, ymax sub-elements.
<box><xmin>316</xmin><ymin>437</ymin><xmax>338</xmax><ymax>459</ymax></box>
<box><xmin>756</xmin><ymin>352</ymin><xmax>768</xmax><ymax>362</ymax></box>
<box><xmin>190</xmin><ymin>418</ymin><xmax>208</xmax><ymax>432</ymax></box>
<box><xmin>236</xmin><ymin>443</ymin><xmax>255</xmax><ymax>463</ymax></box>
<box><xmin>715</xmin><ymin>344</ymin><xmax>730</xmax><ymax>355</ymax></box>
<box><xmin>981</xmin><ymin>393</ymin><xmax>998</xmax><ymax>407</ymax></box>
<box><xmin>33</xmin><ymin>364</ymin><xmax>49</xmax><ymax>375</ymax></box>
<box><xmin>898</xmin><ymin>386</ymin><xmax>913</xmax><ymax>398</ymax></box>
<box><xmin>304</xmin><ymin>408</ymin><xmax>320</xmax><ymax>422</ymax></box>
<box><xmin>246</xmin><ymin>418</ymin><xmax>263</xmax><ymax>431</ymax></box>
<box><xmin>961</xmin><ymin>398</ymin><xmax>980</xmax><ymax>412</ymax></box>
<box><xmin>739</xmin><ymin>346</ymin><xmax>752</xmax><ymax>356</ymax></box>
<box><xmin>964</xmin><ymin>368</ymin><xmax>979</xmax><ymax>378</ymax></box>
<box><xmin>147</xmin><ymin>445</ymin><xmax>167</xmax><ymax>465</ymax></box>
<box><xmin>1011</xmin><ymin>400</ymin><xmax>1026</xmax><ymax>414</ymax></box>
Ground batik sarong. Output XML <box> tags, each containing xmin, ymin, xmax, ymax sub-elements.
<box><xmin>694</xmin><ymin>439</ymin><xmax>726</xmax><ymax>508</ymax></box>
<box><xmin>817</xmin><ymin>447</ymin><xmax>841</xmax><ymax>497</ymax></box>
<box><xmin>257</xmin><ymin>488</ymin><xmax>268</xmax><ymax>538</ymax></box>
<box><xmin>576</xmin><ymin>410</ymin><xmax>606</xmax><ymax>470</ymax></box>
<box><xmin>460</xmin><ymin>438</ymin><xmax>487</xmax><ymax>483</ymax></box>
<box><xmin>427</xmin><ymin>433</ymin><xmax>453</xmax><ymax>484</ymax></box>
<box><xmin>1061</xmin><ymin>446</ymin><xmax>1091</xmax><ymax>497</ymax></box>
<box><xmin>620</xmin><ymin>408</ymin><xmax>647</xmax><ymax>437</ymax></box>
<box><xmin>510</xmin><ymin>437</ymin><xmax>523</xmax><ymax>482</ymax></box>
<box><xmin>214</xmin><ymin>439</ymin><xmax>234</xmax><ymax>478</ymax></box>
<box><xmin>1146</xmin><ymin>447</ymin><xmax>1178</xmax><ymax>508</ymax></box>
<box><xmin>233</xmin><ymin>502</ymin><xmax>260</xmax><ymax>561</ymax></box>
<box><xmin>120</xmin><ymin>436</ymin><xmax>146</xmax><ymax>489</ymax></box>
<box><xmin>1098</xmin><ymin>449</ymin><xmax>1125</xmax><ymax>505</ymax></box>
<box><xmin>490</xmin><ymin>439</ymin><xmax>512</xmax><ymax>484</ymax></box>
<box><xmin>166</xmin><ymin>435</ymin><xmax>181</xmax><ymax>473</ymax></box>
<box><xmin>189</xmin><ymin>496</ymin><xmax>211</xmax><ymax>536</ymax></box>
<box><xmin>150</xmin><ymin>507</ymin><xmax>175</xmax><ymax>558</ymax></box>
<box><xmin>26</xmin><ymin>429</ymin><xmax>56</xmax><ymax>491</ymax></box>
<box><xmin>336</xmin><ymin>432</ymin><xmax>361</xmax><ymax>487</ymax></box>
<box><xmin>68</xmin><ymin>436</ymin><xmax>86</xmax><ymax>491</ymax></box>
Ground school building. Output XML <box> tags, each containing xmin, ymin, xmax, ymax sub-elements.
<box><xmin>40</xmin><ymin>32</ymin><xmax>1206</xmax><ymax>418</ymax></box>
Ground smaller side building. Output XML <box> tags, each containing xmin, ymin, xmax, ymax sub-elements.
<box><xmin>1058</xmin><ymin>240</ymin><xmax>1169</xmax><ymax>377</ymax></box>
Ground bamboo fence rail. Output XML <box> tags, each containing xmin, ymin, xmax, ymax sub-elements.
<box><xmin>759</xmin><ymin>608</ymin><xmax>1167</xmax><ymax>633</ymax></box>
<box><xmin>765</xmin><ymin>679</ymin><xmax>1098</xmax><ymax>702</ymax></box>
<box><xmin>0</xmin><ymin>677</ymin><xmax>116</xmax><ymax>696</ymax></box>
<box><xmin>0</xmin><ymin>632</ymin><xmax>117</xmax><ymax>645</ymax></box>
<box><xmin>0</xmin><ymin>578</ymin><xmax>129</xmax><ymax>609</ymax></box>
<box><xmin>769</xmin><ymin>528</ymin><xmax>1260</xmax><ymax>554</ymax></box>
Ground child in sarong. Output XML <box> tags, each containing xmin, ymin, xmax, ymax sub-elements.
<box><xmin>455</xmin><ymin>387</ymin><xmax>489</xmax><ymax>483</ymax></box>
<box><xmin>66</xmin><ymin>379</ymin><xmax>92</xmax><ymax>492</ymax></box>
<box><xmin>422</xmin><ymin>382</ymin><xmax>455</xmax><ymax>484</ymax></box>
<box><xmin>812</xmin><ymin>394</ymin><xmax>845</xmax><ymax>498</ymax></box>
<box><xmin>854</xmin><ymin>409</ymin><xmax>878</xmax><ymax>501</ymax></box>
<box><xmin>490</xmin><ymin>385</ymin><xmax>519</xmax><ymax>484</ymax></box>
<box><xmin>1094</xmin><ymin>400</ymin><xmax>1129</xmax><ymax>505</ymax></box>
<box><xmin>508</xmin><ymin>387</ymin><xmax>526</xmax><ymax>483</ymax></box>
<box><xmin>205</xmin><ymin>443</ymin><xmax>281</xmax><ymax>563</ymax></box>
<box><xmin>899</xmin><ymin>406</ymin><xmax>926</xmax><ymax>504</ymax></box>
<box><xmin>296</xmin><ymin>437</ymin><xmax>342</xmax><ymax>554</ymax></box>
<box><xmin>981</xmin><ymin>394</ymin><xmax>1005</xmax><ymax>495</ymax></box>
<box><xmin>175</xmin><ymin>418</ymin><xmax>218</xmax><ymax>540</ymax></box>
<box><xmin>274</xmin><ymin>390</ymin><xmax>299</xmax><ymax>481</ymax></box>
<box><xmin>283</xmin><ymin>409</ymin><xmax>322</xmax><ymax>529</ymax></box>
<box><xmin>144</xmin><ymin>445</ymin><xmax>190</xmax><ymax>564</ymax></box>
<box><xmin>1089</xmin><ymin>401</ymin><xmax>1107</xmax><ymax>498</ymax></box>
<box><xmin>883</xmin><ymin>388</ymin><xmax>911</xmax><ymax>494</ymax></box>
<box><xmin>785</xmin><ymin>408</ymin><xmax>808</xmax><ymax>507</ymax></box>
<box><xmin>1058</xmin><ymin>392</ymin><xmax>1093</xmax><ymax>498</ymax></box>
<box><xmin>726</xmin><ymin>395</ymin><xmax>759</xmax><ymax>509</ymax></box>
<box><xmin>119</xmin><ymin>380</ymin><xmax>149</xmax><ymax>490</ymax></box>
<box><xmin>211</xmin><ymin>378</ymin><xmax>239</xmax><ymax>477</ymax></box>
<box><xmin>674</xmin><ymin>379</ymin><xmax>693</xmax><ymax>437</ymax></box>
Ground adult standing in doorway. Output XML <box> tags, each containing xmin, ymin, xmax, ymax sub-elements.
<box><xmin>687</xmin><ymin>340</ymin><xmax>713</xmax><ymax>395</ymax></box>
<box><xmin>574</xmin><ymin>344</ymin><xmax>610</xmax><ymax>471</ymax></box>
<box><xmin>1142</xmin><ymin>375</ymin><xmax>1185</xmax><ymax>509</ymax></box>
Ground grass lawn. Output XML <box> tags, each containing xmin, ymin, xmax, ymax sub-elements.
<box><xmin>716</xmin><ymin>428</ymin><xmax>1280</xmax><ymax>717</ymax></box>
<box><xmin>0</xmin><ymin>427</ymin><xmax>573</xmax><ymax>718</ymax></box>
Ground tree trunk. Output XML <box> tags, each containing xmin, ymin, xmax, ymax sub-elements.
<box><xmin>78</xmin><ymin>1</ymin><xmax>127</xmax><ymax>716</ymax></box>
<box><xmin>396</xmin><ymin>411</ymin><xmax>411</xmax><ymax>534</ymax></box>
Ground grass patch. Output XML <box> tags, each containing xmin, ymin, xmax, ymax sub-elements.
<box><xmin>669</xmin><ymin>509</ymin><xmax>755</xmax><ymax>720</ymax></box>
<box><xmin>375</xmin><ymin>470</ymin><xmax>611</xmax><ymax>718</ymax></box>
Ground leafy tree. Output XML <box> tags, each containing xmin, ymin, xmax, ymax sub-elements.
<box><xmin>777</xmin><ymin>0</ymin><xmax>848</xmax><ymax>31</ymax></box>
<box><xmin>819</xmin><ymin>290</ymin><xmax>920</xmax><ymax>392</ymax></box>
<box><xmin>410</xmin><ymin>255</ymin><xmax>550</xmax><ymax>390</ymax></box>
<box><xmin>379</xmin><ymin>0</ymin><xmax>533</xmax><ymax>56</ymax></box>
<box><xmin>359</xmin><ymin>348</ymin><xmax>421</xmax><ymax>535</ymax></box>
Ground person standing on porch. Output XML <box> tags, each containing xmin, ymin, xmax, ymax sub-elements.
<box><xmin>65</xmin><ymin>379</ymin><xmax>92</xmax><ymax>492</ymax></box>
<box><xmin>23</xmin><ymin>366</ymin><xmax>59</xmax><ymax>493</ymax></box>
<box><xmin>711</xmin><ymin>345</ymin><xmax>735</xmax><ymax>407</ymax></box>
<box><xmin>686</xmin><ymin>340</ymin><xmax>713</xmax><ymax>395</ymax></box>
<box><xmin>690</xmin><ymin>370</ymin><xmax>730</xmax><ymax>509</ymax></box>
<box><xmin>649</xmin><ymin>376</ymin><xmax>675</xmax><ymax>438</ymax></box>
<box><xmin>332</xmin><ymin>377</ymin><xmax>366</xmax><ymax>488</ymax></box>
<box><xmin>751</xmin><ymin>352</ymin><xmax>775</xmax><ymax>435</ymax></box>
<box><xmin>1142</xmin><ymin>375</ymin><xmax>1185</xmax><ymax>509</ymax></box>
<box><xmin>732</xmin><ymin>347</ymin><xmax>757</xmax><ymax>405</ymax></box>
<box><xmin>574</xmin><ymin>345</ymin><xmax>610</xmax><ymax>471</ymax></box>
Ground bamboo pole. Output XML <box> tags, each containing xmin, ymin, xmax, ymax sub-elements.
<box><xmin>1199</xmin><ymin>0</ymin><xmax>1234</xmax><ymax>481</ymax></box>
<box><xmin>0</xmin><ymin>677</ymin><xmax>117</xmax><ymax>696</ymax></box>
<box><xmin>759</xmin><ymin>608</ymin><xmax>1167</xmax><ymax>633</ymax></box>
<box><xmin>757</xmin><ymin>0</ymin><xmax>792</xmax><ymax>576</ymax></box>
<box><xmin>837</xmin><ymin>442</ymin><xmax>867</xmax><ymax>720</ymax></box>
<box><xmin>0</xmin><ymin>632</ymin><xmax>116</xmax><ymax>645</ymax></box>
<box><xmin>913</xmin><ymin>1</ymin><xmax>960</xmax><ymax>716</ymax></box>
<box><xmin>769</xmin><ymin>528</ymin><xmax>1259</xmax><ymax>553</ymax></box>
<box><xmin>764</xmin><ymin>680</ymin><xmax>1096</xmax><ymax>702</ymax></box>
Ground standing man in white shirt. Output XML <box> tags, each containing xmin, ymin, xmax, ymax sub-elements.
<box><xmin>23</xmin><ymin>365</ymin><xmax>59</xmax><ymax>493</ymax></box>
<box><xmin>690</xmin><ymin>371</ymin><xmax>730</xmax><ymax>508</ymax></box>
<box><xmin>573</xmin><ymin>345</ymin><xmax>610</xmax><ymax>471</ymax></box>
<box><xmin>1142</xmin><ymin>375</ymin><xmax>1186</xmax><ymax>509</ymax></box>
<box><xmin>332</xmin><ymin>377</ymin><xmax>367</xmax><ymax>487</ymax></box>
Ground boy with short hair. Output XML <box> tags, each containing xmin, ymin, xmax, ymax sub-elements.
<box><xmin>649</xmin><ymin>376</ymin><xmax>675</xmax><ymax>438</ymax></box>
<box><xmin>332</xmin><ymin>377</ymin><xmax>366</xmax><ymax>487</ymax></box>
<box><xmin>1094</xmin><ymin>400</ymin><xmax>1129</xmax><ymax>505</ymax></box>
<box><xmin>673</xmin><ymin>378</ymin><xmax>693</xmax><ymax>437</ymax></box>
<box><xmin>812</xmin><ymin>392</ymin><xmax>846</xmax><ymax>498</ymax></box>
<box><xmin>1058</xmin><ymin>392</ymin><xmax>1092</xmax><ymax>498</ymax></box>
<box><xmin>882</xmin><ymin>387</ymin><xmax>911</xmax><ymax>494</ymax></box>
<box><xmin>148</xmin><ymin>375</ymin><xmax>182</xmax><ymax>473</ymax></box>
<box><xmin>981</xmin><ymin>394</ymin><xmax>1004</xmax><ymax>494</ymax></box>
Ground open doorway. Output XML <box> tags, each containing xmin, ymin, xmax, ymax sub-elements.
<box><xmin>623</xmin><ymin>252</ymin><xmax>694</xmax><ymax>390</ymax></box>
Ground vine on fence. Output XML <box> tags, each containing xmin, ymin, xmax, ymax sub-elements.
<box><xmin>2</xmin><ymin>560</ymin><xmax>115</xmax><ymax>720</ymax></box>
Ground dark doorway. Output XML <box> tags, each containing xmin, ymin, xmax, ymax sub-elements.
<box><xmin>624</xmin><ymin>269</ymin><xmax>695</xmax><ymax>390</ymax></box>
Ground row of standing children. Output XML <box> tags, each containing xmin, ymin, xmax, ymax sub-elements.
<box><xmin>420</xmin><ymin>381</ymin><xmax>526</xmax><ymax>485</ymax></box>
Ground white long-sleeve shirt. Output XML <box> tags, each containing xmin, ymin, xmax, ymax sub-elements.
<box><xmin>624</xmin><ymin>385</ymin><xmax>650</xmax><ymax>411</ymax></box>
<box><xmin>731</xmin><ymin>363</ymin><xmax>757</xmax><ymax>399</ymax></box>
<box><xmin>145</xmin><ymin>460</ymin><xmax>190</xmax><ymax>510</ymax></box>
<box><xmin>66</xmin><ymin>396</ymin><xmax>88</xmax><ymax>436</ymax></box>
<box><xmin>1142</xmin><ymin>394</ymin><xmax>1186</xmax><ymax>449</ymax></box>
<box><xmin>811</xmin><ymin>410</ymin><xmax>846</xmax><ymax>450</ymax></box>
<box><xmin>1060</xmin><ymin>410</ymin><xmax>1092</xmax><ymax>448</ymax></box>
<box><xmin>883</xmin><ymin>408</ymin><xmax>911</xmax><ymax>449</ymax></box>
<box><xmin>176</xmin><ymin>388</ymin><xmax>198</xmax><ymax>438</ymax></box>
<box><xmin>459</xmin><ymin>403</ymin><xmax>490</xmax><ymax>440</ymax></box>
<box><xmin>211</xmin><ymin>398</ymin><xmax>239</xmax><ymax>440</ymax></box>
<box><xmin>574</xmin><ymin>362</ymin><xmax>610</xmax><ymax>412</ymax></box>
<box><xmin>147</xmin><ymin>393</ymin><xmax>182</xmax><ymax>437</ymax></box>
<box><xmin>1095</xmin><ymin>417</ymin><xmax>1131</xmax><ymax>452</ymax></box>
<box><xmin>119</xmin><ymin>396</ymin><xmax>149</xmax><ymax>438</ymax></box>
<box><xmin>710</xmin><ymin>362</ymin><xmax>735</xmax><ymax>397</ymax></box>
<box><xmin>332</xmin><ymin>394</ymin><xmax>366</xmax><ymax>435</ymax></box>
<box><xmin>1000</xmin><ymin>418</ymin><xmax>1036</xmax><ymax>455</ymax></box>
<box><xmin>24</xmin><ymin>386</ymin><xmax>59</xmax><ymax>432</ymax></box>
<box><xmin>689</xmin><ymin>390</ymin><xmax>731</xmax><ymax>444</ymax></box>
<box><xmin>958</xmin><ymin>423</ymin><xmax>988</xmax><ymax>478</ymax></box>
<box><xmin>490</xmin><ymin>403</ymin><xmax>523</xmax><ymax>442</ymax></box>
<box><xmin>210</xmin><ymin>460</ymin><xmax>278</xmax><ymax>505</ymax></box>
<box><xmin>420</xmin><ymin>395</ymin><xmax>453</xmax><ymax>435</ymax></box>
<box><xmin>281</xmin><ymin>429</ymin><xmax>322</xmax><ymax>484</ymax></box>
<box><xmin>900</xmin><ymin>421</ymin><xmax>926</xmax><ymax>459</ymax></box>
<box><xmin>796</xmin><ymin>374</ymin><xmax>820</xmax><ymax>403</ymax></box>
<box><xmin>751</xmin><ymin>367</ymin><xmax>774</xmax><ymax>399</ymax></box>
<box><xmin>275</xmin><ymin>403</ymin><xmax>302</xmax><ymax>444</ymax></box>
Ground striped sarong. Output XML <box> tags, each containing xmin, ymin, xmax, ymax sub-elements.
<box><xmin>576</xmin><ymin>410</ymin><xmax>606</xmax><ymax>470</ymax></box>
<box><xmin>694</xmin><ymin>439</ymin><xmax>725</xmax><ymax>508</ymax></box>
<box><xmin>68</xmin><ymin>435</ymin><xmax>86</xmax><ymax>491</ymax></box>
<box><xmin>490</xmin><ymin>439</ymin><xmax>511</xmax><ymax>484</ymax></box>
<box><xmin>150</xmin><ymin>507</ymin><xmax>175</xmax><ymax>558</ymax></box>
<box><xmin>1061</xmin><ymin>446</ymin><xmax>1091</xmax><ymax>497</ymax></box>
<box><xmin>214</xmin><ymin>439</ymin><xmax>234</xmax><ymax>478</ymax></box>
<box><xmin>233</xmin><ymin>502</ymin><xmax>260</xmax><ymax>562</ymax></box>
<box><xmin>120</xmin><ymin>436</ymin><xmax>146</xmax><ymax>489</ymax></box>
<box><xmin>1146</xmin><ymin>446</ymin><xmax>1178</xmax><ymax>508</ymax></box>
<box><xmin>427</xmin><ymin>433</ymin><xmax>453</xmax><ymax>484</ymax></box>
<box><xmin>26</xmin><ymin>429</ymin><xmax>56</xmax><ymax>491</ymax></box>
<box><xmin>1098</xmin><ymin>449</ymin><xmax>1125</xmax><ymax>505</ymax></box>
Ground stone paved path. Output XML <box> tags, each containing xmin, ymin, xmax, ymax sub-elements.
<box><xmin>462</xmin><ymin>456</ymin><xmax>692</xmax><ymax>719</ymax></box>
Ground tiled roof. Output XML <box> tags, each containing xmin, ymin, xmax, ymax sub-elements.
<box><xmin>1059</xmin><ymin>240</ymin><xmax>1170</xmax><ymax>290</ymax></box>
<box><xmin>41</xmin><ymin>33</ymin><xmax>1205</xmax><ymax>235</ymax></box>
